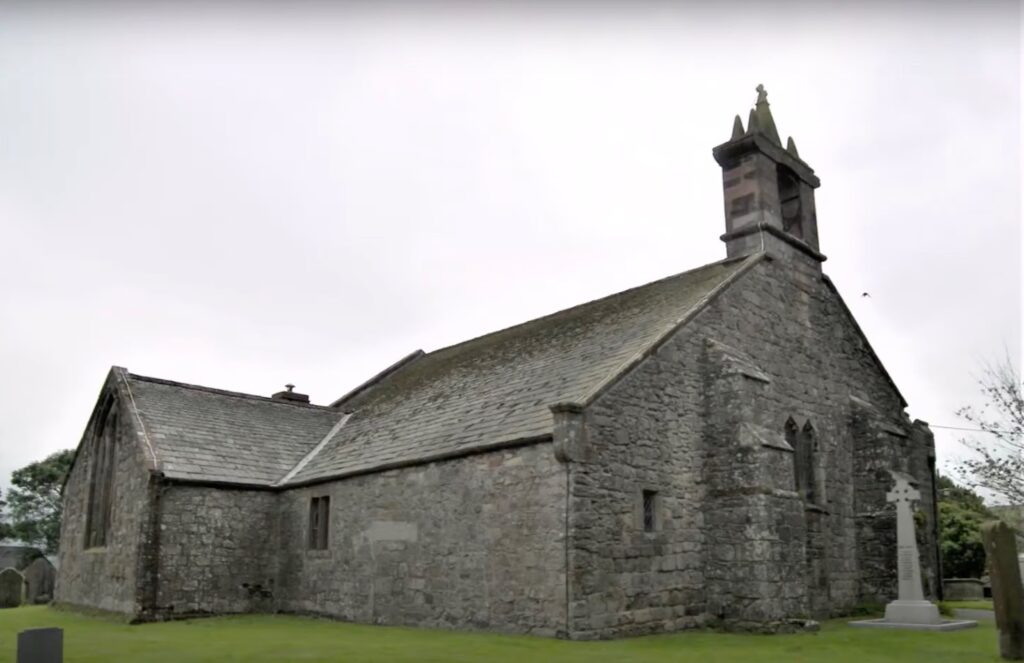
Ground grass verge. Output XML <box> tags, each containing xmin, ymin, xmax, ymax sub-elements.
<box><xmin>0</xmin><ymin>605</ymin><xmax>1002</xmax><ymax>662</ymax></box>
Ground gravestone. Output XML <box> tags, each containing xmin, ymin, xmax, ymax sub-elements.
<box><xmin>22</xmin><ymin>558</ymin><xmax>56</xmax><ymax>605</ymax></box>
<box><xmin>17</xmin><ymin>627</ymin><xmax>63</xmax><ymax>663</ymax></box>
<box><xmin>0</xmin><ymin>567</ymin><xmax>25</xmax><ymax>608</ymax></box>
<box><xmin>982</xmin><ymin>520</ymin><xmax>1024</xmax><ymax>659</ymax></box>
<box><xmin>943</xmin><ymin>578</ymin><xmax>985</xmax><ymax>601</ymax></box>
<box><xmin>849</xmin><ymin>472</ymin><xmax>976</xmax><ymax>631</ymax></box>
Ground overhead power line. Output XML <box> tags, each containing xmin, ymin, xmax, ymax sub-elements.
<box><xmin>929</xmin><ymin>424</ymin><xmax>1017</xmax><ymax>435</ymax></box>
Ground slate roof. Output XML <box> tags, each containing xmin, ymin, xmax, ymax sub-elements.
<box><xmin>116</xmin><ymin>256</ymin><xmax>753</xmax><ymax>487</ymax></box>
<box><xmin>125</xmin><ymin>376</ymin><xmax>343</xmax><ymax>486</ymax></box>
<box><xmin>288</xmin><ymin>255</ymin><xmax>754</xmax><ymax>484</ymax></box>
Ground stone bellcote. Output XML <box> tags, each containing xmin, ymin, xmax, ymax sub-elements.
<box><xmin>713</xmin><ymin>85</ymin><xmax>825</xmax><ymax>267</ymax></box>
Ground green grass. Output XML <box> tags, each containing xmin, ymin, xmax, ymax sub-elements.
<box><xmin>0</xmin><ymin>605</ymin><xmax>1002</xmax><ymax>662</ymax></box>
<box><xmin>944</xmin><ymin>600</ymin><xmax>995</xmax><ymax>611</ymax></box>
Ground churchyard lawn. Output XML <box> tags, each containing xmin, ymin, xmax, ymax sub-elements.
<box><xmin>944</xmin><ymin>600</ymin><xmax>995</xmax><ymax>611</ymax></box>
<box><xmin>0</xmin><ymin>605</ymin><xmax>1002</xmax><ymax>662</ymax></box>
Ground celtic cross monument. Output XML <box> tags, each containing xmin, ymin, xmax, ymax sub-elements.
<box><xmin>882</xmin><ymin>472</ymin><xmax>941</xmax><ymax>624</ymax></box>
<box><xmin>850</xmin><ymin>471</ymin><xmax>976</xmax><ymax>631</ymax></box>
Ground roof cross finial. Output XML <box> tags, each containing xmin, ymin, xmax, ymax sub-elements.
<box><xmin>745</xmin><ymin>83</ymin><xmax>781</xmax><ymax>145</ymax></box>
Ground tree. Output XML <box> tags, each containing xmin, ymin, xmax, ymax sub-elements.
<box><xmin>6</xmin><ymin>449</ymin><xmax>75</xmax><ymax>553</ymax></box>
<box><xmin>937</xmin><ymin>475</ymin><xmax>993</xmax><ymax>578</ymax></box>
<box><xmin>956</xmin><ymin>357</ymin><xmax>1024</xmax><ymax>504</ymax></box>
<box><xmin>0</xmin><ymin>487</ymin><xmax>11</xmax><ymax>541</ymax></box>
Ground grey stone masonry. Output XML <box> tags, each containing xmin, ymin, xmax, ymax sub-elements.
<box><xmin>154</xmin><ymin>487</ymin><xmax>280</xmax><ymax>617</ymax></box>
<box><xmin>275</xmin><ymin>443</ymin><xmax>566</xmax><ymax>636</ymax></box>
<box><xmin>55</xmin><ymin>371</ymin><xmax>156</xmax><ymax>616</ymax></box>
<box><xmin>565</xmin><ymin>250</ymin><xmax>932</xmax><ymax>636</ymax></box>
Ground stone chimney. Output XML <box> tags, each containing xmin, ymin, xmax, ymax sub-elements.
<box><xmin>712</xmin><ymin>85</ymin><xmax>825</xmax><ymax>268</ymax></box>
<box><xmin>272</xmin><ymin>383</ymin><xmax>310</xmax><ymax>404</ymax></box>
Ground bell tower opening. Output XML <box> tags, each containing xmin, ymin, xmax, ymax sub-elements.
<box><xmin>778</xmin><ymin>165</ymin><xmax>803</xmax><ymax>240</ymax></box>
<box><xmin>713</xmin><ymin>85</ymin><xmax>825</xmax><ymax>267</ymax></box>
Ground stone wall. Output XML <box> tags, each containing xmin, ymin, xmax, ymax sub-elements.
<box><xmin>274</xmin><ymin>443</ymin><xmax>566</xmax><ymax>636</ymax></box>
<box><xmin>55</xmin><ymin>394</ymin><xmax>154</xmax><ymax>616</ymax></box>
<box><xmin>154</xmin><ymin>486</ymin><xmax>279</xmax><ymax>616</ymax></box>
<box><xmin>569</xmin><ymin>252</ymin><xmax>927</xmax><ymax>636</ymax></box>
<box><xmin>565</xmin><ymin>328</ymin><xmax>711</xmax><ymax>639</ymax></box>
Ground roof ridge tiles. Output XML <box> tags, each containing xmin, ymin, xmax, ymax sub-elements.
<box><xmin>419</xmin><ymin>254</ymin><xmax>750</xmax><ymax>361</ymax></box>
<box><xmin>127</xmin><ymin>373</ymin><xmax>333</xmax><ymax>409</ymax></box>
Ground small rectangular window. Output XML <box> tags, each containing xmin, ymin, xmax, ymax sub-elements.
<box><xmin>642</xmin><ymin>490</ymin><xmax>657</xmax><ymax>533</ymax></box>
<box><xmin>308</xmin><ymin>495</ymin><xmax>330</xmax><ymax>550</ymax></box>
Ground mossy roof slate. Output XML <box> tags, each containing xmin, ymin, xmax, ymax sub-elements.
<box><xmin>125</xmin><ymin>376</ymin><xmax>343</xmax><ymax>486</ymax></box>
<box><xmin>287</xmin><ymin>255</ymin><xmax>753</xmax><ymax>484</ymax></box>
<box><xmin>122</xmin><ymin>256</ymin><xmax>752</xmax><ymax>487</ymax></box>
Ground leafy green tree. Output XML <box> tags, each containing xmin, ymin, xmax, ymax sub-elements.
<box><xmin>937</xmin><ymin>474</ymin><xmax>994</xmax><ymax>578</ymax></box>
<box><xmin>6</xmin><ymin>450</ymin><xmax>75</xmax><ymax>553</ymax></box>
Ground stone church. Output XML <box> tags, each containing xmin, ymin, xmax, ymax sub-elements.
<box><xmin>56</xmin><ymin>88</ymin><xmax>940</xmax><ymax>638</ymax></box>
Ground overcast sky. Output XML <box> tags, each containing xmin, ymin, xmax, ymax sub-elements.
<box><xmin>0</xmin><ymin>3</ymin><xmax>1020</xmax><ymax>497</ymax></box>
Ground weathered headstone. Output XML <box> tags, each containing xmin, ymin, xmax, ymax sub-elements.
<box><xmin>22</xmin><ymin>558</ymin><xmax>56</xmax><ymax>605</ymax></box>
<box><xmin>17</xmin><ymin>627</ymin><xmax>63</xmax><ymax>663</ymax></box>
<box><xmin>982</xmin><ymin>520</ymin><xmax>1024</xmax><ymax>659</ymax></box>
<box><xmin>943</xmin><ymin>578</ymin><xmax>985</xmax><ymax>601</ymax></box>
<box><xmin>882</xmin><ymin>472</ymin><xmax>941</xmax><ymax>625</ymax></box>
<box><xmin>0</xmin><ymin>567</ymin><xmax>25</xmax><ymax>608</ymax></box>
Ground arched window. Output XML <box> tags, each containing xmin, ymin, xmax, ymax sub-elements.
<box><xmin>784</xmin><ymin>417</ymin><xmax>799</xmax><ymax>448</ymax></box>
<box><xmin>85</xmin><ymin>401</ymin><xmax>118</xmax><ymax>548</ymax></box>
<box><xmin>794</xmin><ymin>421</ymin><xmax>816</xmax><ymax>502</ymax></box>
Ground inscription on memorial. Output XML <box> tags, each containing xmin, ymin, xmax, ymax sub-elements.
<box><xmin>898</xmin><ymin>548</ymin><xmax>914</xmax><ymax>582</ymax></box>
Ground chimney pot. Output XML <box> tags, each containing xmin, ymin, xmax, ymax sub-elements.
<box><xmin>272</xmin><ymin>384</ymin><xmax>310</xmax><ymax>404</ymax></box>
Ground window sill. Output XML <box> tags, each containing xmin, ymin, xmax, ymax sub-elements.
<box><xmin>804</xmin><ymin>503</ymin><xmax>830</xmax><ymax>515</ymax></box>
<box><xmin>84</xmin><ymin>547</ymin><xmax>108</xmax><ymax>553</ymax></box>
<box><xmin>306</xmin><ymin>549</ymin><xmax>331</xmax><ymax>558</ymax></box>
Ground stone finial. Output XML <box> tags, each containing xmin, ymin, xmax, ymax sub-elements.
<box><xmin>731</xmin><ymin>115</ymin><xmax>744</xmax><ymax>140</ymax></box>
<box><xmin>745</xmin><ymin>108</ymin><xmax>759</xmax><ymax>135</ymax></box>
<box><xmin>786</xmin><ymin>136</ymin><xmax>799</xmax><ymax>158</ymax></box>
<box><xmin>751</xmin><ymin>84</ymin><xmax>782</xmax><ymax>146</ymax></box>
<box><xmin>285</xmin><ymin>384</ymin><xmax>296</xmax><ymax>393</ymax></box>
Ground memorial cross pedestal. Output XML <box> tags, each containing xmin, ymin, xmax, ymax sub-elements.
<box><xmin>882</xmin><ymin>476</ymin><xmax>942</xmax><ymax>625</ymax></box>
<box><xmin>849</xmin><ymin>472</ymin><xmax>976</xmax><ymax>632</ymax></box>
